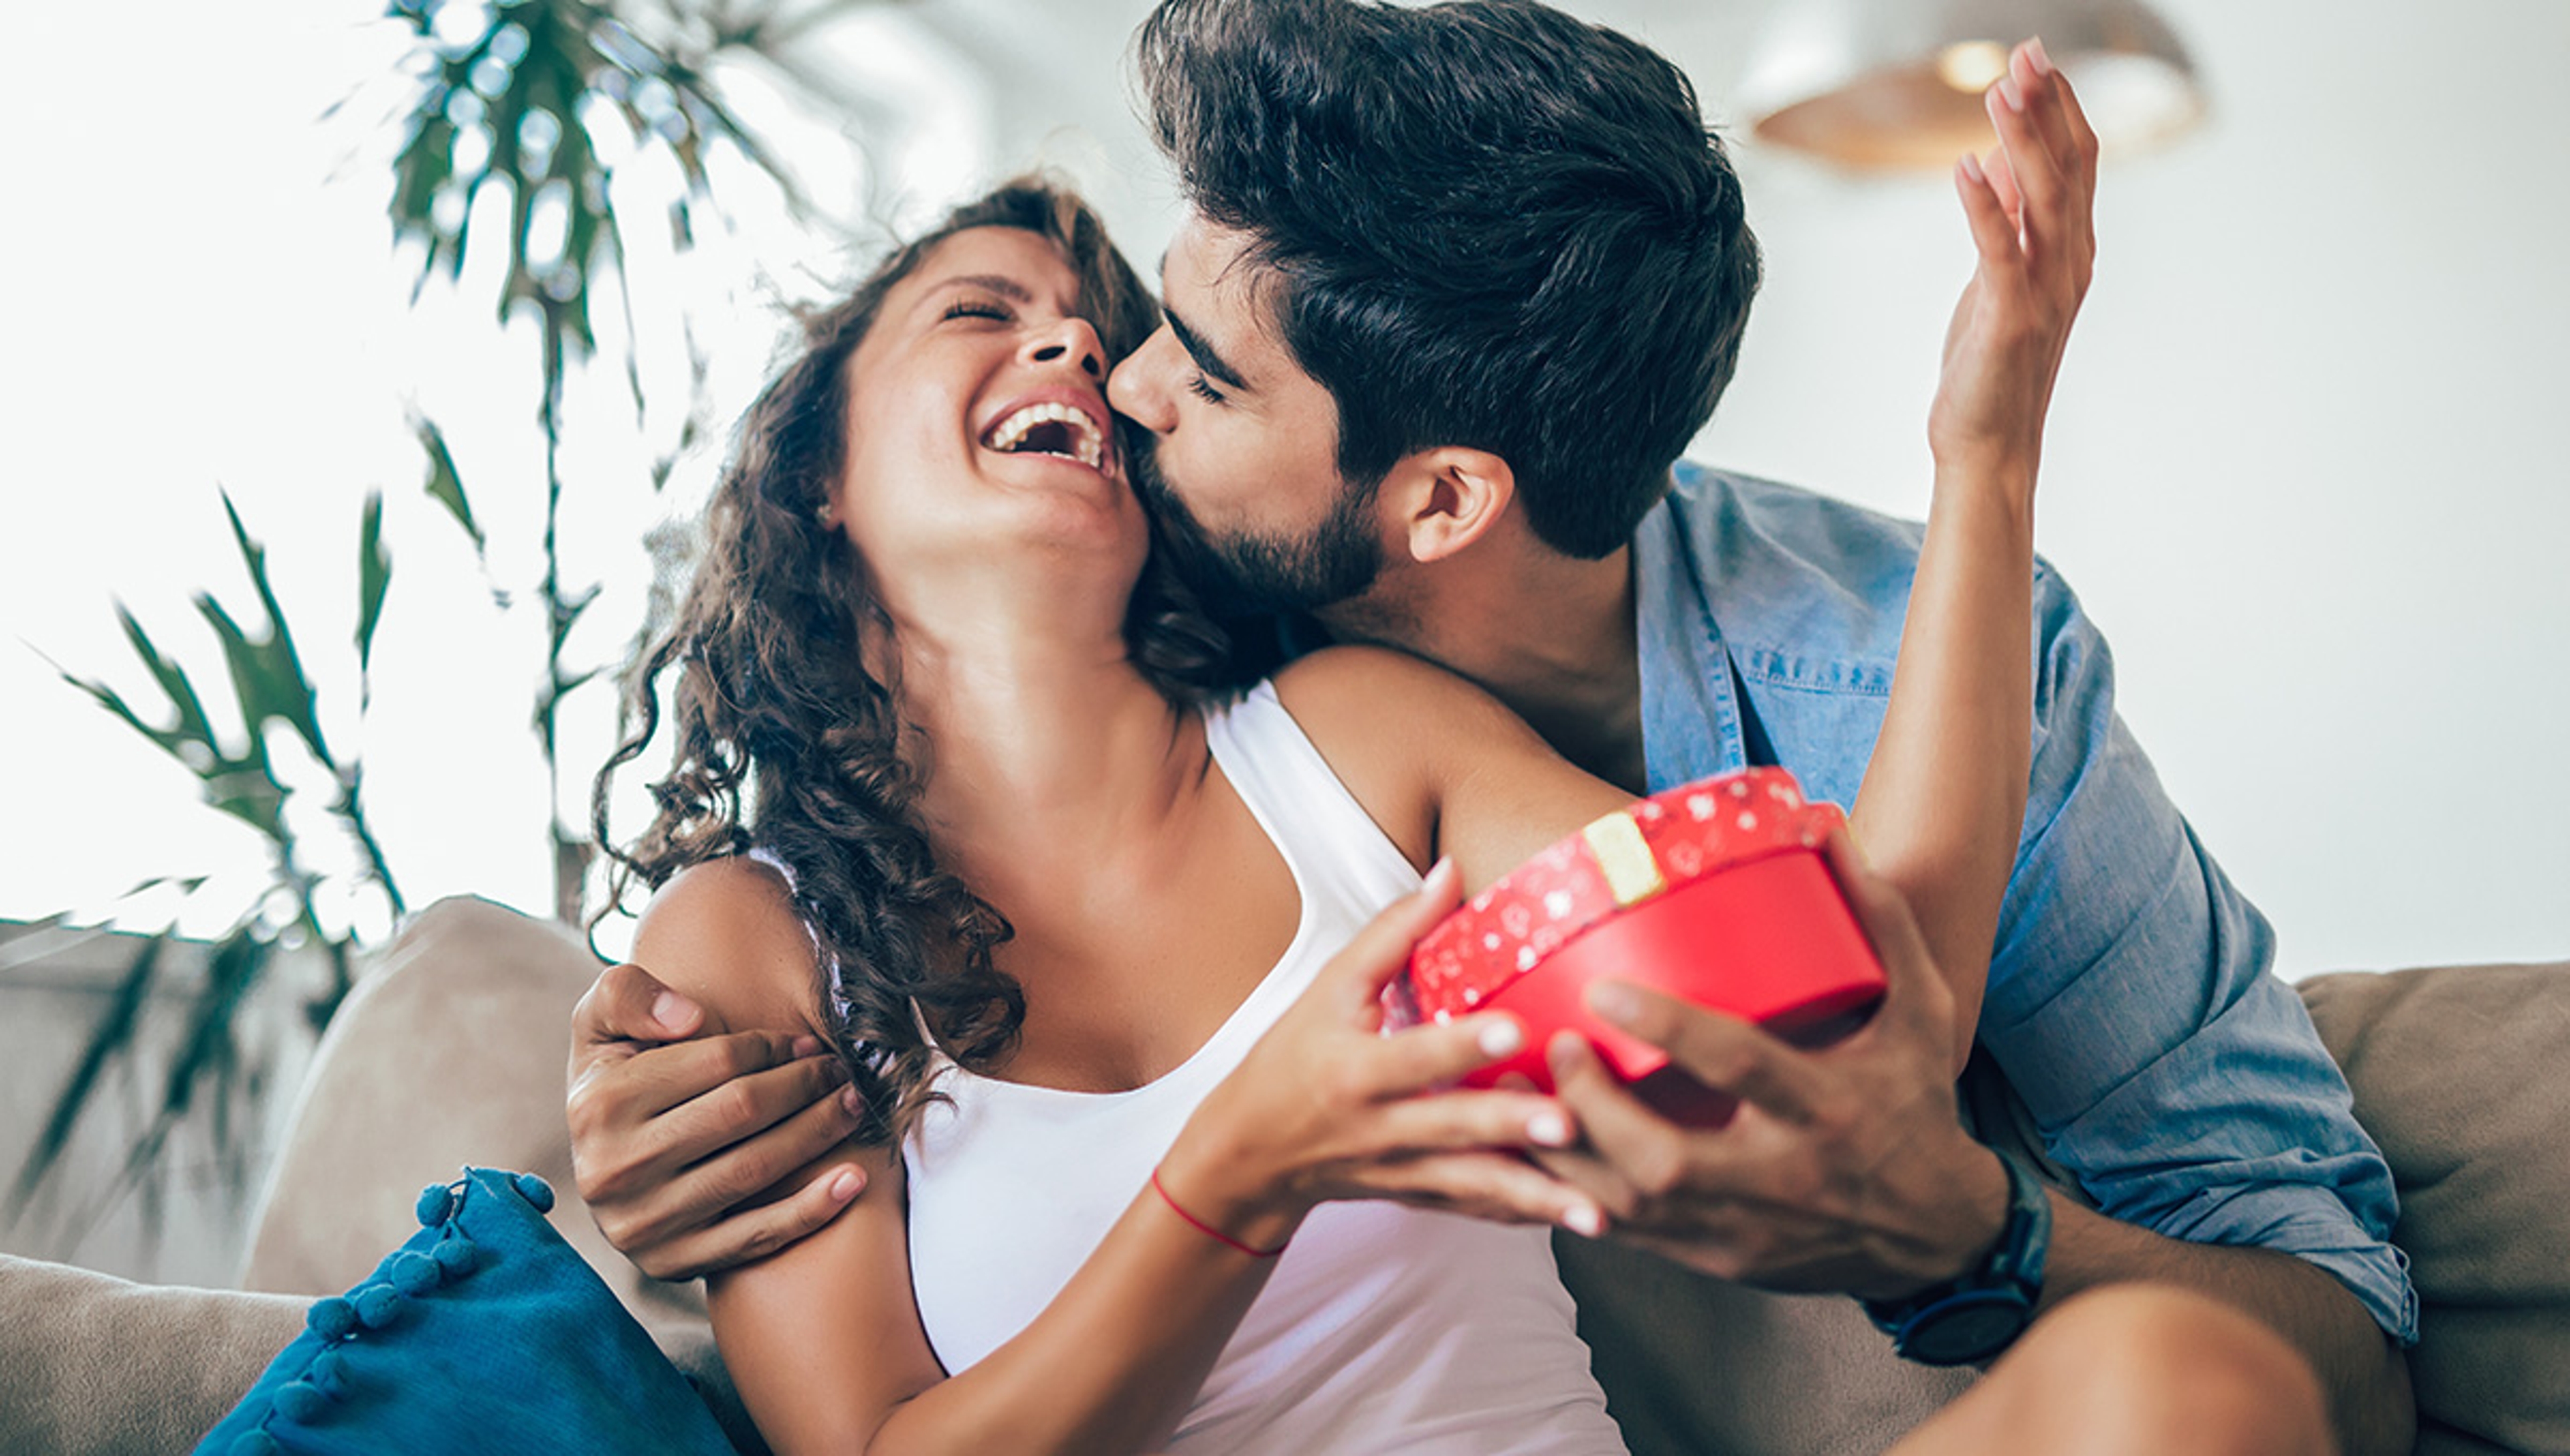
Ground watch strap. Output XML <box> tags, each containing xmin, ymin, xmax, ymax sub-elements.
<box><xmin>1861</xmin><ymin>1148</ymin><xmax>2052</xmax><ymax>1365</ymax></box>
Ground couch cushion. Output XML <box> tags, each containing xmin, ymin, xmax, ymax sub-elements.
<box><xmin>0</xmin><ymin>1255</ymin><xmax>303</xmax><ymax>1456</ymax></box>
<box><xmin>236</xmin><ymin>898</ymin><xmax>753</xmax><ymax>1449</ymax></box>
<box><xmin>239</xmin><ymin>898</ymin><xmax>703</xmax><ymax>1330</ymax></box>
<box><xmin>196</xmin><ymin>1168</ymin><xmax>734</xmax><ymax>1455</ymax></box>
<box><xmin>2302</xmin><ymin>962</ymin><xmax>2570</xmax><ymax>1456</ymax></box>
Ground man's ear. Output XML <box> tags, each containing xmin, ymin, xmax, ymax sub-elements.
<box><xmin>1381</xmin><ymin>447</ymin><xmax>1517</xmax><ymax>564</ymax></box>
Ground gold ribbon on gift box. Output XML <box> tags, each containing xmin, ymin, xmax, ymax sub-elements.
<box><xmin>1581</xmin><ymin>810</ymin><xmax>1668</xmax><ymax>909</ymax></box>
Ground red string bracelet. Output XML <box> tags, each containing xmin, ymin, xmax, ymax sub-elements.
<box><xmin>1150</xmin><ymin>1167</ymin><xmax>1289</xmax><ymax>1259</ymax></box>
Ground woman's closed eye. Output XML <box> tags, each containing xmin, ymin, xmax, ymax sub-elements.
<box><xmin>942</xmin><ymin>296</ymin><xmax>1014</xmax><ymax>324</ymax></box>
<box><xmin>1185</xmin><ymin>373</ymin><xmax>1225</xmax><ymax>405</ymax></box>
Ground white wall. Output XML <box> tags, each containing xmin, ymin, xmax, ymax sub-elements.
<box><xmin>924</xmin><ymin>0</ymin><xmax>2570</xmax><ymax>980</ymax></box>
<box><xmin>1703</xmin><ymin>1</ymin><xmax>2570</xmax><ymax>979</ymax></box>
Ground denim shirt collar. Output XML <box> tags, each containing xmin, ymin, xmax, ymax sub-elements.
<box><xmin>1634</xmin><ymin>487</ymin><xmax>1749</xmax><ymax>793</ymax></box>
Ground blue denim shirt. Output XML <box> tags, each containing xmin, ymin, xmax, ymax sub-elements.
<box><xmin>1638</xmin><ymin>463</ymin><xmax>2417</xmax><ymax>1344</ymax></box>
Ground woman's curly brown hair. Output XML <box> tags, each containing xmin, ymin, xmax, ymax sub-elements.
<box><xmin>594</xmin><ymin>177</ymin><xmax>1270</xmax><ymax>1144</ymax></box>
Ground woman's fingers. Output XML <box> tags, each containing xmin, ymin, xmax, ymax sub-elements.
<box><xmin>2051</xmin><ymin>47</ymin><xmax>2102</xmax><ymax>166</ymax></box>
<box><xmin>1980</xmin><ymin>143</ymin><xmax>2026</xmax><ymax>232</ymax></box>
<box><xmin>1365</xmin><ymin>1011</ymin><xmax>1529</xmax><ymax>1097</ymax></box>
<box><xmin>1984</xmin><ymin>41</ymin><xmax>2098</xmax><ymax>294</ymax></box>
<box><xmin>1984</xmin><ymin>78</ymin><xmax>2062</xmax><ymax>256</ymax></box>
<box><xmin>1954</xmin><ymin>151</ymin><xmax>2027</xmax><ymax>279</ymax></box>
<box><xmin>1370</xmin><ymin>1085</ymin><xmax>1577</xmax><ymax>1156</ymax></box>
<box><xmin>2010</xmin><ymin>42</ymin><xmax>2084</xmax><ymax>203</ymax></box>
<box><xmin>1322</xmin><ymin>856</ymin><xmax>1464</xmax><ymax>1019</ymax></box>
<box><xmin>1365</xmin><ymin>1150</ymin><xmax>1604</xmax><ymax>1230</ymax></box>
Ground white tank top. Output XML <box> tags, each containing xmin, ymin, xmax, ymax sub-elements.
<box><xmin>901</xmin><ymin>682</ymin><xmax>1626</xmax><ymax>1455</ymax></box>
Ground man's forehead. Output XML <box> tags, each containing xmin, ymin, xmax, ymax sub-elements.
<box><xmin>1161</xmin><ymin>219</ymin><xmax>1284</xmax><ymax>361</ymax></box>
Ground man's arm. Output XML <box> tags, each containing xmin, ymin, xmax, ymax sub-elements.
<box><xmin>1539</xmin><ymin>832</ymin><xmax>2414</xmax><ymax>1456</ymax></box>
<box><xmin>566</xmin><ymin>959</ymin><xmax>870</xmax><ymax>1279</ymax></box>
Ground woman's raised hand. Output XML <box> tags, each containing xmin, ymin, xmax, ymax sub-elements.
<box><xmin>1154</xmin><ymin>860</ymin><xmax>1604</xmax><ymax>1255</ymax></box>
<box><xmin>1928</xmin><ymin>37</ymin><xmax>2099</xmax><ymax>497</ymax></box>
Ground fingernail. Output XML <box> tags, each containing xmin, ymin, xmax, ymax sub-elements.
<box><xmin>1478</xmin><ymin>1017</ymin><xmax>1525</xmax><ymax>1058</ymax></box>
<box><xmin>839</xmin><ymin>1086</ymin><xmax>864</xmax><ymax>1116</ymax></box>
<box><xmin>829</xmin><ymin>1168</ymin><xmax>863</xmax><ymax>1201</ymax></box>
<box><xmin>651</xmin><ymin>990</ymin><xmax>685</xmax><ymax>1030</ymax></box>
<box><xmin>1561</xmin><ymin>1203</ymin><xmax>1606</xmax><ymax>1239</ymax></box>
<box><xmin>1586</xmin><ymin>981</ymin><xmax>1642</xmax><ymax>1027</ymax></box>
<box><xmin>1999</xmin><ymin>78</ymin><xmax>2026</xmax><ymax>113</ymax></box>
<box><xmin>1419</xmin><ymin>856</ymin><xmax>1459</xmax><ymax>900</ymax></box>
<box><xmin>1548</xmin><ymin>1029</ymin><xmax>1589</xmax><ymax>1074</ymax></box>
<box><xmin>1528</xmin><ymin>1110</ymin><xmax>1572</xmax><ymax>1148</ymax></box>
<box><xmin>2027</xmin><ymin>37</ymin><xmax>2053</xmax><ymax>76</ymax></box>
<box><xmin>1959</xmin><ymin>151</ymin><xmax>1987</xmax><ymax>185</ymax></box>
<box><xmin>791</xmin><ymin>1034</ymin><xmax>823</xmax><ymax>1059</ymax></box>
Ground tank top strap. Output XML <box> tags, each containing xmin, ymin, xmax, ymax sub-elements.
<box><xmin>1202</xmin><ymin>682</ymin><xmax>1425</xmax><ymax>919</ymax></box>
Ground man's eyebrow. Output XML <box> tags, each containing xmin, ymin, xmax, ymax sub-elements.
<box><xmin>928</xmin><ymin>273</ymin><xmax>1037</xmax><ymax>303</ymax></box>
<box><xmin>1161</xmin><ymin>304</ymin><xmax>1251</xmax><ymax>392</ymax></box>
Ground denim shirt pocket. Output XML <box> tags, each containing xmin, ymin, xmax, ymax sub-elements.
<box><xmin>1726</xmin><ymin>646</ymin><xmax>1898</xmax><ymax>812</ymax></box>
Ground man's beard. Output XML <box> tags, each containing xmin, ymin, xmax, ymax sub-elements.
<box><xmin>1128</xmin><ymin>430</ymin><xmax>1383</xmax><ymax>616</ymax></box>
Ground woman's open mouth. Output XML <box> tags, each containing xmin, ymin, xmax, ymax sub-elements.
<box><xmin>981</xmin><ymin>399</ymin><xmax>1108</xmax><ymax>471</ymax></box>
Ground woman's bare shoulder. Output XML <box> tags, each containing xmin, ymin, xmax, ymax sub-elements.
<box><xmin>631</xmin><ymin>855</ymin><xmax>826</xmax><ymax>1038</ymax></box>
<box><xmin>1272</xmin><ymin>644</ymin><xmax>1515</xmax><ymax>727</ymax></box>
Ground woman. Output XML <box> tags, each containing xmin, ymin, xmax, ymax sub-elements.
<box><xmin>600</xmin><ymin>181</ymin><xmax>1644</xmax><ymax>1452</ymax></box>
<box><xmin>591</xmin><ymin>107</ymin><xmax>2318</xmax><ymax>1456</ymax></box>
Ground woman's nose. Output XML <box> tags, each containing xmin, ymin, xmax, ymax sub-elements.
<box><xmin>1023</xmin><ymin>317</ymin><xmax>1105</xmax><ymax>379</ymax></box>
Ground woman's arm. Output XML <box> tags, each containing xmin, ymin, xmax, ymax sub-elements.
<box><xmin>1839</xmin><ymin>68</ymin><xmax>2098</xmax><ymax>1067</ymax></box>
<box><xmin>638</xmin><ymin>856</ymin><xmax>1577</xmax><ymax>1456</ymax></box>
<box><xmin>1847</xmin><ymin>466</ymin><xmax>2035</xmax><ymax>1071</ymax></box>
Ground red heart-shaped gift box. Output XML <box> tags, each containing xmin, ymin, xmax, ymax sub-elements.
<box><xmin>1391</xmin><ymin>768</ymin><xmax>1886</xmax><ymax>1121</ymax></box>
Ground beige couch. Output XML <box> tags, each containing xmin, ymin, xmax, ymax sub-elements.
<box><xmin>1</xmin><ymin>897</ymin><xmax>2562</xmax><ymax>1455</ymax></box>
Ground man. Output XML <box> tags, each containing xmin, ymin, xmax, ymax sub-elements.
<box><xmin>567</xmin><ymin>1</ymin><xmax>2414</xmax><ymax>1448</ymax></box>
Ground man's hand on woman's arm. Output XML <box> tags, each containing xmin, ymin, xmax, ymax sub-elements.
<box><xmin>566</xmin><ymin>960</ymin><xmax>871</xmax><ymax>1280</ymax></box>
<box><xmin>1535</xmin><ymin>832</ymin><xmax>2414</xmax><ymax>1456</ymax></box>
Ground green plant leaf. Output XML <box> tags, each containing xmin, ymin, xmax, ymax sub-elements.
<box><xmin>62</xmin><ymin>670</ymin><xmax>185</xmax><ymax>761</ymax></box>
<box><xmin>356</xmin><ymin>488</ymin><xmax>391</xmax><ymax>680</ymax></box>
<box><xmin>216</xmin><ymin>492</ymin><xmax>335</xmax><ymax>767</ymax></box>
<box><xmin>9</xmin><ymin>931</ymin><xmax>167</xmax><ymax>1206</ymax></box>
<box><xmin>160</xmin><ymin>928</ymin><xmax>270</xmax><ymax>1119</ymax></box>
<box><xmin>203</xmin><ymin>759</ymin><xmax>290</xmax><ymax>845</ymax></box>
<box><xmin>112</xmin><ymin>604</ymin><xmax>219</xmax><ymax>752</ymax></box>
<box><xmin>193</xmin><ymin>595</ymin><xmax>308</xmax><ymax>772</ymax></box>
<box><xmin>412</xmin><ymin>412</ymin><xmax>486</xmax><ymax>555</ymax></box>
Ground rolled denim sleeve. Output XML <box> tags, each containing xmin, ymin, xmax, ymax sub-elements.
<box><xmin>1976</xmin><ymin>568</ymin><xmax>2418</xmax><ymax>1345</ymax></box>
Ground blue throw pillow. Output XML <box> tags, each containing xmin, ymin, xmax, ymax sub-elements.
<box><xmin>194</xmin><ymin>1167</ymin><xmax>738</xmax><ymax>1455</ymax></box>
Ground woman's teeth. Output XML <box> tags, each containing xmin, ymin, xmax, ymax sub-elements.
<box><xmin>982</xmin><ymin>401</ymin><xmax>1105</xmax><ymax>468</ymax></box>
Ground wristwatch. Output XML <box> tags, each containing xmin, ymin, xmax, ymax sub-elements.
<box><xmin>1861</xmin><ymin>1149</ymin><xmax>2051</xmax><ymax>1366</ymax></box>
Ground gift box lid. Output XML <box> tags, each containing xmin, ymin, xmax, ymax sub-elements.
<box><xmin>1405</xmin><ymin>767</ymin><xmax>1844</xmax><ymax>1021</ymax></box>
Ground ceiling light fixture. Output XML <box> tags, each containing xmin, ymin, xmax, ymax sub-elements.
<box><xmin>1738</xmin><ymin>0</ymin><xmax>2207</xmax><ymax>171</ymax></box>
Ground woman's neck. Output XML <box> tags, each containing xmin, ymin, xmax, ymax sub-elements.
<box><xmin>883</xmin><ymin>602</ymin><xmax>1203</xmax><ymax>900</ymax></box>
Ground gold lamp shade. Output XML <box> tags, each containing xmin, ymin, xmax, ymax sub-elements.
<box><xmin>1739</xmin><ymin>0</ymin><xmax>2205</xmax><ymax>170</ymax></box>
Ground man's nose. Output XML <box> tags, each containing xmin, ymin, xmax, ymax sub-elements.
<box><xmin>1107</xmin><ymin>327</ymin><xmax>1176</xmax><ymax>432</ymax></box>
<box><xmin>1023</xmin><ymin>316</ymin><xmax>1105</xmax><ymax>379</ymax></box>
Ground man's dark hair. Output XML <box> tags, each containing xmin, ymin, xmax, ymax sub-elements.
<box><xmin>1137</xmin><ymin>0</ymin><xmax>1762</xmax><ymax>558</ymax></box>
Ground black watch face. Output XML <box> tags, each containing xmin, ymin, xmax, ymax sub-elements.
<box><xmin>1903</xmin><ymin>1291</ymin><xmax>2033</xmax><ymax>1366</ymax></box>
